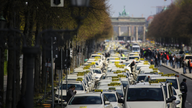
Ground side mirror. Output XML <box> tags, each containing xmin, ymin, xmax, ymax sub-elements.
<box><xmin>118</xmin><ymin>99</ymin><xmax>124</xmax><ymax>103</ymax></box>
<box><xmin>105</xmin><ymin>101</ymin><xmax>110</xmax><ymax>105</ymax></box>
<box><xmin>172</xmin><ymin>96</ymin><xmax>176</xmax><ymax>100</ymax></box>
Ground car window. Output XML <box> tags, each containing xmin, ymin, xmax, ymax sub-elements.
<box><xmin>168</xmin><ymin>85</ymin><xmax>173</xmax><ymax>97</ymax></box>
<box><xmin>127</xmin><ymin>88</ymin><xmax>164</xmax><ymax>101</ymax></box>
<box><xmin>69</xmin><ymin>96</ymin><xmax>102</xmax><ymax>104</ymax></box>
<box><xmin>103</xmin><ymin>93</ymin><xmax>117</xmax><ymax>102</ymax></box>
<box><xmin>93</xmin><ymin>70</ymin><xmax>101</xmax><ymax>74</ymax></box>
<box><xmin>129</xmin><ymin>57</ymin><xmax>139</xmax><ymax>59</ymax></box>
<box><xmin>60</xmin><ymin>84</ymin><xmax>83</xmax><ymax>90</ymax></box>
<box><xmin>163</xmin><ymin>86</ymin><xmax>168</xmax><ymax>98</ymax></box>
<box><xmin>136</xmin><ymin>76</ymin><xmax>146</xmax><ymax>82</ymax></box>
<box><xmin>166</xmin><ymin>79</ymin><xmax>178</xmax><ymax>89</ymax></box>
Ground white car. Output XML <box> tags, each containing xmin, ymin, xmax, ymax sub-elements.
<box><xmin>55</xmin><ymin>81</ymin><xmax>86</xmax><ymax>102</ymax></box>
<box><xmin>103</xmin><ymin>91</ymin><xmax>123</xmax><ymax>108</ymax></box>
<box><xmin>91</xmin><ymin>68</ymin><xmax>105</xmax><ymax>81</ymax></box>
<box><xmin>65</xmin><ymin>92</ymin><xmax>113</xmax><ymax>108</ymax></box>
<box><xmin>122</xmin><ymin>82</ymin><xmax>173</xmax><ymax>108</ymax></box>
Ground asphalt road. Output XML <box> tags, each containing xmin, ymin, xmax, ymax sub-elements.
<box><xmin>159</xmin><ymin>66</ymin><xmax>192</xmax><ymax>108</ymax></box>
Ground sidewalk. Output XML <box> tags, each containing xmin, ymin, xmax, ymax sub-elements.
<box><xmin>162</xmin><ymin>63</ymin><xmax>192</xmax><ymax>80</ymax></box>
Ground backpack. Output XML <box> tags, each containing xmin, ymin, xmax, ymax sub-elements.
<box><xmin>190</xmin><ymin>61</ymin><xmax>192</xmax><ymax>67</ymax></box>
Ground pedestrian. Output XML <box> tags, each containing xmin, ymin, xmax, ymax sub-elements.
<box><xmin>154</xmin><ymin>55</ymin><xmax>158</xmax><ymax>67</ymax></box>
<box><xmin>180</xmin><ymin>78</ymin><xmax>187</xmax><ymax>108</ymax></box>
<box><xmin>130</xmin><ymin>60</ymin><xmax>135</xmax><ymax>72</ymax></box>
<box><xmin>169</xmin><ymin>54</ymin><xmax>173</xmax><ymax>67</ymax></box>
<box><xmin>66</xmin><ymin>85</ymin><xmax>77</xmax><ymax>102</ymax></box>
<box><xmin>188</xmin><ymin>59</ymin><xmax>192</xmax><ymax>73</ymax></box>
<box><xmin>159</xmin><ymin>53</ymin><xmax>162</xmax><ymax>67</ymax></box>
<box><xmin>177</xmin><ymin>56</ymin><xmax>181</xmax><ymax>69</ymax></box>
<box><xmin>166</xmin><ymin>53</ymin><xmax>169</xmax><ymax>66</ymax></box>
<box><xmin>172</xmin><ymin>55</ymin><xmax>176</xmax><ymax>68</ymax></box>
<box><xmin>182</xmin><ymin>59</ymin><xmax>187</xmax><ymax>74</ymax></box>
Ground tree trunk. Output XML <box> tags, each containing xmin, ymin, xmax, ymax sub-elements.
<box><xmin>34</xmin><ymin>20</ymin><xmax>40</xmax><ymax>94</ymax></box>
<box><xmin>6</xmin><ymin>34</ymin><xmax>14</xmax><ymax>108</ymax></box>
<box><xmin>0</xmin><ymin>44</ymin><xmax>5</xmax><ymax>108</ymax></box>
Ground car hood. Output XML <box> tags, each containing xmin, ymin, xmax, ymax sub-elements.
<box><xmin>110</xmin><ymin>102</ymin><xmax>122</xmax><ymax>108</ymax></box>
<box><xmin>66</xmin><ymin>105</ymin><xmax>104</xmax><ymax>108</ymax></box>
<box><xmin>125</xmin><ymin>102</ymin><xmax>165</xmax><ymax>108</ymax></box>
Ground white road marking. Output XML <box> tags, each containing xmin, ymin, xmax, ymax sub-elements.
<box><xmin>188</xmin><ymin>103</ymin><xmax>191</xmax><ymax>105</ymax></box>
<box><xmin>186</xmin><ymin>100</ymin><xmax>188</xmax><ymax>102</ymax></box>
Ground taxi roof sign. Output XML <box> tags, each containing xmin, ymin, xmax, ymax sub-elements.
<box><xmin>161</xmin><ymin>73</ymin><xmax>175</xmax><ymax>77</ymax></box>
<box><xmin>95</xmin><ymin>89</ymin><xmax>103</xmax><ymax>92</ymax></box>
<box><xmin>149</xmin><ymin>81</ymin><xmax>159</xmax><ymax>84</ymax></box>
<box><xmin>108</xmin><ymin>87</ymin><xmax>116</xmax><ymax>91</ymax></box>
<box><xmin>112</xmin><ymin>78</ymin><xmax>120</xmax><ymax>81</ymax></box>
<box><xmin>155</xmin><ymin>79</ymin><xmax>166</xmax><ymax>82</ymax></box>
<box><xmin>76</xmin><ymin>78</ymin><xmax>83</xmax><ymax>81</ymax></box>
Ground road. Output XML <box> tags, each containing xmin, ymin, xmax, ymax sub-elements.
<box><xmin>159</xmin><ymin>66</ymin><xmax>192</xmax><ymax>108</ymax></box>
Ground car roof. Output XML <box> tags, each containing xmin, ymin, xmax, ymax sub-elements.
<box><xmin>74</xmin><ymin>92</ymin><xmax>101</xmax><ymax>96</ymax></box>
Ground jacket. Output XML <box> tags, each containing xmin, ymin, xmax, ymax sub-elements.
<box><xmin>180</xmin><ymin>81</ymin><xmax>187</xmax><ymax>94</ymax></box>
<box><xmin>66</xmin><ymin>89</ymin><xmax>76</xmax><ymax>102</ymax></box>
<box><xmin>166</xmin><ymin>55</ymin><xmax>169</xmax><ymax>60</ymax></box>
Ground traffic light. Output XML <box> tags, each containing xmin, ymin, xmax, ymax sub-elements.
<box><xmin>53</xmin><ymin>0</ymin><xmax>61</xmax><ymax>5</ymax></box>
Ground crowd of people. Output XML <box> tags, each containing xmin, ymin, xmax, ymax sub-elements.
<box><xmin>140</xmin><ymin>48</ymin><xmax>192</xmax><ymax>74</ymax></box>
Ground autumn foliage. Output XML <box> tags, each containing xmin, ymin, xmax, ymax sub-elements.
<box><xmin>147</xmin><ymin>0</ymin><xmax>192</xmax><ymax>46</ymax></box>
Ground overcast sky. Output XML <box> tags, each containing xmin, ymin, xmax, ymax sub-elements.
<box><xmin>108</xmin><ymin>0</ymin><xmax>173</xmax><ymax>18</ymax></box>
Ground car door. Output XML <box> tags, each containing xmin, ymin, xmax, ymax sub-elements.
<box><xmin>167</xmin><ymin>84</ymin><xmax>176</xmax><ymax>108</ymax></box>
<box><xmin>103</xmin><ymin>95</ymin><xmax>113</xmax><ymax>108</ymax></box>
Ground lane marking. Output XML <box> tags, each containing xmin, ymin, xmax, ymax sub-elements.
<box><xmin>188</xmin><ymin>103</ymin><xmax>191</xmax><ymax>105</ymax></box>
<box><xmin>186</xmin><ymin>100</ymin><xmax>188</xmax><ymax>102</ymax></box>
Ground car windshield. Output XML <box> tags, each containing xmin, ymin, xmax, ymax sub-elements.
<box><xmin>133</xmin><ymin>48</ymin><xmax>140</xmax><ymax>51</ymax></box>
<box><xmin>103</xmin><ymin>94</ymin><xmax>117</xmax><ymax>102</ymax></box>
<box><xmin>136</xmin><ymin>66</ymin><xmax>141</xmax><ymax>70</ymax></box>
<box><xmin>122</xmin><ymin>81</ymin><xmax>128</xmax><ymax>88</ymax></box>
<box><xmin>93</xmin><ymin>70</ymin><xmax>101</xmax><ymax>74</ymax></box>
<box><xmin>127</xmin><ymin>88</ymin><xmax>164</xmax><ymax>101</ymax></box>
<box><xmin>123</xmin><ymin>63</ymin><xmax>130</xmax><ymax>66</ymax></box>
<box><xmin>60</xmin><ymin>84</ymin><xmax>83</xmax><ymax>90</ymax></box>
<box><xmin>69</xmin><ymin>96</ymin><xmax>102</xmax><ymax>104</ymax></box>
<box><xmin>166</xmin><ymin>79</ymin><xmax>178</xmax><ymax>89</ymax></box>
<box><xmin>116</xmin><ymin>90</ymin><xmax>124</xmax><ymax>98</ymax></box>
<box><xmin>186</xmin><ymin>56</ymin><xmax>192</xmax><ymax>59</ymax></box>
<box><xmin>129</xmin><ymin>57</ymin><xmax>139</xmax><ymax>59</ymax></box>
<box><xmin>136</xmin><ymin>76</ymin><xmax>146</xmax><ymax>82</ymax></box>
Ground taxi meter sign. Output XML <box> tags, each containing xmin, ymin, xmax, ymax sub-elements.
<box><xmin>108</xmin><ymin>87</ymin><xmax>116</xmax><ymax>91</ymax></box>
<box><xmin>79</xmin><ymin>106</ymin><xmax>87</xmax><ymax>108</ymax></box>
<box><xmin>94</xmin><ymin>89</ymin><xmax>103</xmax><ymax>92</ymax></box>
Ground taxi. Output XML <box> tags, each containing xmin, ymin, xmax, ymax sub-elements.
<box><xmin>65</xmin><ymin>92</ymin><xmax>113</xmax><ymax>108</ymax></box>
<box><xmin>183</xmin><ymin>53</ymin><xmax>192</xmax><ymax>65</ymax></box>
<box><xmin>123</xmin><ymin>81</ymin><xmax>168</xmax><ymax>108</ymax></box>
<box><xmin>102</xmin><ymin>89</ymin><xmax>123</xmax><ymax>108</ymax></box>
<box><xmin>55</xmin><ymin>81</ymin><xmax>86</xmax><ymax>102</ymax></box>
<box><xmin>149</xmin><ymin>74</ymin><xmax>182</xmax><ymax>106</ymax></box>
<box><xmin>91</xmin><ymin>68</ymin><xmax>105</xmax><ymax>81</ymax></box>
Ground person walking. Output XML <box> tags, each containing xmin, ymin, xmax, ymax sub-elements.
<box><xmin>182</xmin><ymin>59</ymin><xmax>187</xmax><ymax>74</ymax></box>
<box><xmin>180</xmin><ymin>78</ymin><xmax>187</xmax><ymax>108</ymax></box>
<box><xmin>188</xmin><ymin>59</ymin><xmax>192</xmax><ymax>74</ymax></box>
<box><xmin>66</xmin><ymin>85</ymin><xmax>77</xmax><ymax>102</ymax></box>
<box><xmin>177</xmin><ymin>56</ymin><xmax>181</xmax><ymax>69</ymax></box>
<box><xmin>166</xmin><ymin>54</ymin><xmax>169</xmax><ymax>66</ymax></box>
<box><xmin>154</xmin><ymin>55</ymin><xmax>158</xmax><ymax>67</ymax></box>
<box><xmin>172</xmin><ymin>55</ymin><xmax>176</xmax><ymax>68</ymax></box>
<box><xmin>130</xmin><ymin>60</ymin><xmax>135</xmax><ymax>72</ymax></box>
<box><xmin>169</xmin><ymin>54</ymin><xmax>173</xmax><ymax>67</ymax></box>
<box><xmin>159</xmin><ymin>53</ymin><xmax>162</xmax><ymax>67</ymax></box>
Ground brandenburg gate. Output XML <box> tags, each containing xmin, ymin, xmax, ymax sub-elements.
<box><xmin>111</xmin><ymin>7</ymin><xmax>146</xmax><ymax>42</ymax></box>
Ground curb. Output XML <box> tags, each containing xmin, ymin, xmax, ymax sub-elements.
<box><xmin>162</xmin><ymin>64</ymin><xmax>192</xmax><ymax>80</ymax></box>
<box><xmin>181</xmin><ymin>74</ymin><xmax>192</xmax><ymax>80</ymax></box>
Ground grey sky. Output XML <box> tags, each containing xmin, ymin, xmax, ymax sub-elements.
<box><xmin>108</xmin><ymin>0</ymin><xmax>173</xmax><ymax>18</ymax></box>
